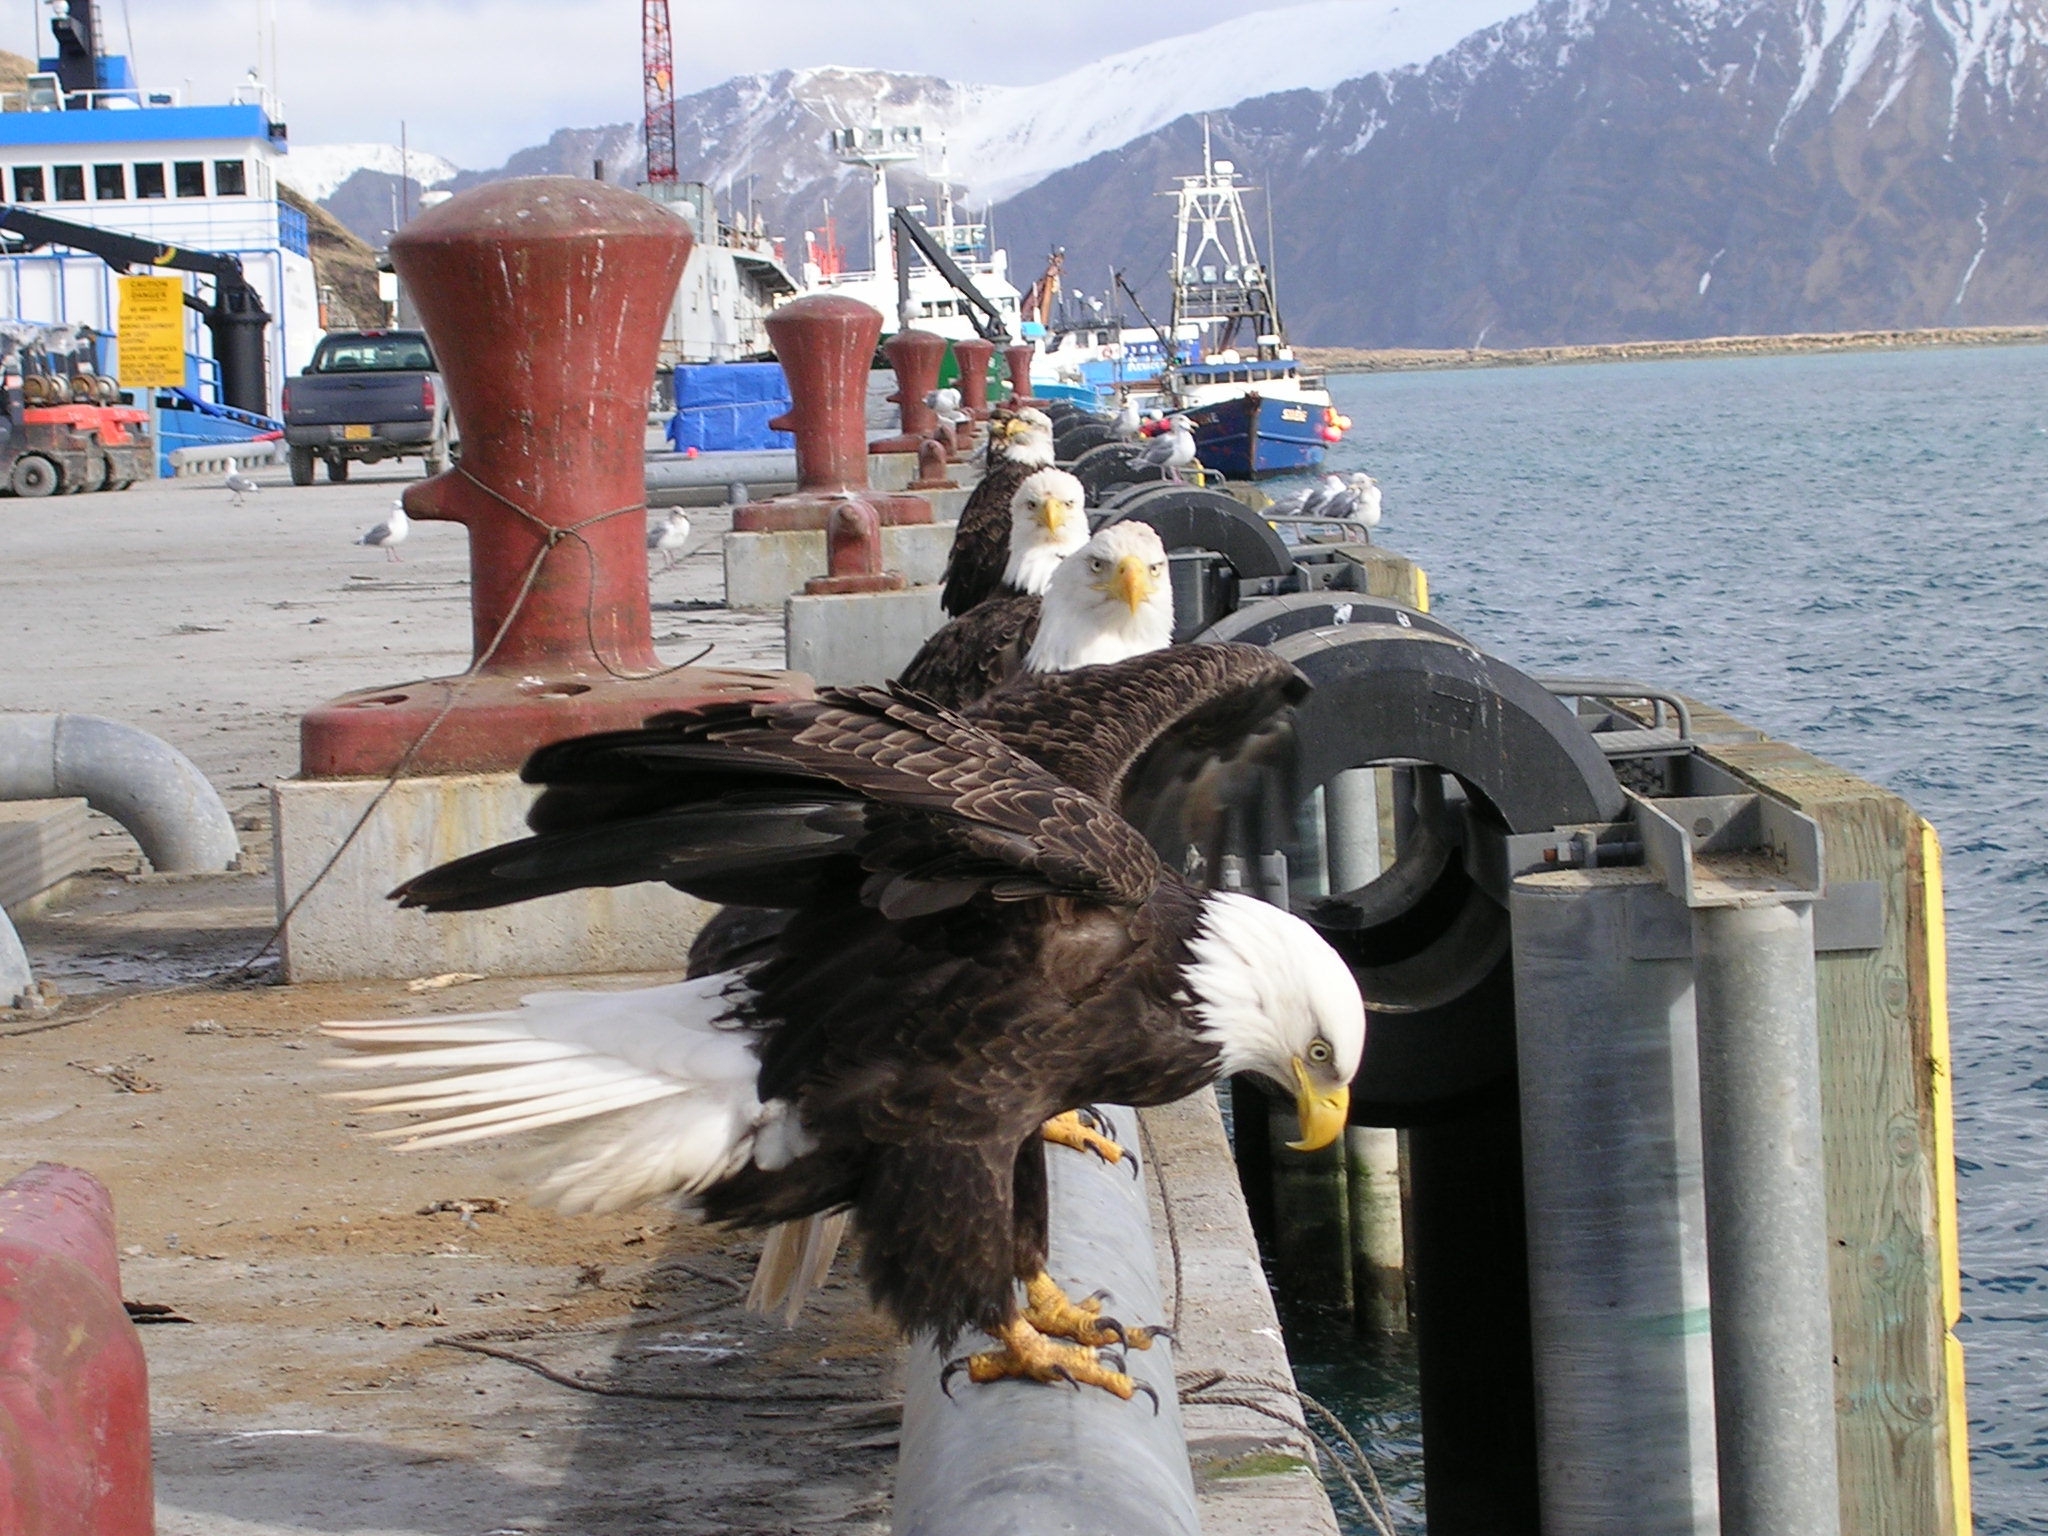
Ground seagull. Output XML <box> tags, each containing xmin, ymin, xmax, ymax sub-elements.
<box><xmin>357</xmin><ymin>501</ymin><xmax>408</xmax><ymax>562</ymax></box>
<box><xmin>648</xmin><ymin>509</ymin><xmax>692</xmax><ymax>570</ymax></box>
<box><xmin>1112</xmin><ymin>399</ymin><xmax>1142</xmax><ymax>440</ymax></box>
<box><xmin>225</xmin><ymin>467</ymin><xmax>260</xmax><ymax>505</ymax></box>
<box><xmin>1138</xmin><ymin>416</ymin><xmax>1198</xmax><ymax>482</ymax></box>
<box><xmin>923</xmin><ymin>387</ymin><xmax>968</xmax><ymax>435</ymax></box>
<box><xmin>1269</xmin><ymin>473</ymin><xmax>1346</xmax><ymax>519</ymax></box>
<box><xmin>1335</xmin><ymin>472</ymin><xmax>1382</xmax><ymax>529</ymax></box>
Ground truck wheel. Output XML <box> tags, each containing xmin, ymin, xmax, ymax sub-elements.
<box><xmin>325</xmin><ymin>456</ymin><xmax>350</xmax><ymax>483</ymax></box>
<box><xmin>10</xmin><ymin>454</ymin><xmax>58</xmax><ymax>497</ymax></box>
<box><xmin>289</xmin><ymin>446</ymin><xmax>316</xmax><ymax>486</ymax></box>
<box><xmin>424</xmin><ymin>432</ymin><xmax>450</xmax><ymax>477</ymax></box>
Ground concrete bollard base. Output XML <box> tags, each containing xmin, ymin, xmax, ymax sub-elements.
<box><xmin>725</xmin><ymin>522</ymin><xmax>958</xmax><ymax>610</ymax></box>
<box><xmin>785</xmin><ymin>587</ymin><xmax>947</xmax><ymax>687</ymax></box>
<box><xmin>273</xmin><ymin>773</ymin><xmax>708</xmax><ymax>982</ymax></box>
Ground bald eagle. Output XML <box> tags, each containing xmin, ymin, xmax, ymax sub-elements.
<box><xmin>900</xmin><ymin>477</ymin><xmax>1169</xmax><ymax>711</ymax></box>
<box><xmin>940</xmin><ymin>406</ymin><xmax>1055</xmax><ymax>617</ymax></box>
<box><xmin>324</xmin><ymin>645</ymin><xmax>1362</xmax><ymax>1400</ymax></box>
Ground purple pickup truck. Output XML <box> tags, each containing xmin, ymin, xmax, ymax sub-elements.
<box><xmin>281</xmin><ymin>329</ymin><xmax>457</xmax><ymax>485</ymax></box>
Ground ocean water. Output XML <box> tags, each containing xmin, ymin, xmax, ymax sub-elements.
<box><xmin>1285</xmin><ymin>346</ymin><xmax>2048</xmax><ymax>1532</ymax></box>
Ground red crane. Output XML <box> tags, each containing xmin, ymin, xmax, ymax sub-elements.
<box><xmin>642</xmin><ymin>0</ymin><xmax>678</xmax><ymax>185</ymax></box>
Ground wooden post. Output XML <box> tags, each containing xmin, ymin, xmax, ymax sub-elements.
<box><xmin>1692</xmin><ymin>702</ymin><xmax>1970</xmax><ymax>1536</ymax></box>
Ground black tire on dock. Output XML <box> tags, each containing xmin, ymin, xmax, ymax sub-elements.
<box><xmin>1068</xmin><ymin>440</ymin><xmax>1165</xmax><ymax>502</ymax></box>
<box><xmin>288</xmin><ymin>447</ymin><xmax>315</xmax><ymax>486</ymax></box>
<box><xmin>1055</xmin><ymin>420</ymin><xmax>1116</xmax><ymax>459</ymax></box>
<box><xmin>9</xmin><ymin>453</ymin><xmax>58</xmax><ymax>497</ymax></box>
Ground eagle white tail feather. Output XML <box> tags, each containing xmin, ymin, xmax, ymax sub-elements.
<box><xmin>321</xmin><ymin>977</ymin><xmax>801</xmax><ymax>1215</ymax></box>
<box><xmin>747</xmin><ymin>1212</ymin><xmax>851</xmax><ymax>1326</ymax></box>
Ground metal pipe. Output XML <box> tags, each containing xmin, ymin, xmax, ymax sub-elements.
<box><xmin>1510</xmin><ymin>870</ymin><xmax>1719</xmax><ymax>1535</ymax></box>
<box><xmin>643</xmin><ymin>449</ymin><xmax>797</xmax><ymax>493</ymax></box>
<box><xmin>895</xmin><ymin>1104</ymin><xmax>1197</xmax><ymax>1536</ymax></box>
<box><xmin>1325</xmin><ymin>767</ymin><xmax>1381</xmax><ymax>893</ymax></box>
<box><xmin>0</xmin><ymin>714</ymin><xmax>237</xmax><ymax>872</ymax></box>
<box><xmin>1691</xmin><ymin>900</ymin><xmax>1840</xmax><ymax>1536</ymax></box>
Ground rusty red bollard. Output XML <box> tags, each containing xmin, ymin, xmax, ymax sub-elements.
<box><xmin>298</xmin><ymin>177</ymin><xmax>802</xmax><ymax>777</ymax></box>
<box><xmin>870</xmin><ymin>328</ymin><xmax>947</xmax><ymax>454</ymax></box>
<box><xmin>909</xmin><ymin>435</ymin><xmax>958</xmax><ymax>491</ymax></box>
<box><xmin>952</xmin><ymin>336</ymin><xmax>995</xmax><ymax>420</ymax></box>
<box><xmin>0</xmin><ymin>1164</ymin><xmax>153</xmax><ymax>1536</ymax></box>
<box><xmin>732</xmin><ymin>295</ymin><xmax>929</xmax><ymax>595</ymax></box>
<box><xmin>1002</xmin><ymin>342</ymin><xmax>1044</xmax><ymax>407</ymax></box>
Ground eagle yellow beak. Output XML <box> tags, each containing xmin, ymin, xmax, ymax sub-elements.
<box><xmin>1035</xmin><ymin>496</ymin><xmax>1072</xmax><ymax>536</ymax></box>
<box><xmin>1287</xmin><ymin>1057</ymin><xmax>1350</xmax><ymax>1152</ymax></box>
<box><xmin>1111</xmin><ymin>554</ymin><xmax>1153</xmax><ymax>614</ymax></box>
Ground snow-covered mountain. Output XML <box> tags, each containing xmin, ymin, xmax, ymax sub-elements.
<box><xmin>278</xmin><ymin>141</ymin><xmax>460</xmax><ymax>202</ymax></box>
<box><xmin>992</xmin><ymin>0</ymin><xmax>2048</xmax><ymax>344</ymax></box>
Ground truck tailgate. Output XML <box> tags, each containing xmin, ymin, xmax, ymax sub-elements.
<box><xmin>286</xmin><ymin>375</ymin><xmax>433</xmax><ymax>426</ymax></box>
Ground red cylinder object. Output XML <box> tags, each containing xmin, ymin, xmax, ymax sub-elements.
<box><xmin>870</xmin><ymin>328</ymin><xmax>946</xmax><ymax>454</ymax></box>
<box><xmin>297</xmin><ymin>177</ymin><xmax>807</xmax><ymax>777</ymax></box>
<box><xmin>733</xmin><ymin>296</ymin><xmax>931</xmax><ymax>534</ymax></box>
<box><xmin>909</xmin><ymin>436</ymin><xmax>958</xmax><ymax>491</ymax></box>
<box><xmin>952</xmin><ymin>336</ymin><xmax>995</xmax><ymax>420</ymax></box>
<box><xmin>1002</xmin><ymin>343</ymin><xmax>1044</xmax><ymax>407</ymax></box>
<box><xmin>805</xmin><ymin>500</ymin><xmax>906</xmax><ymax>595</ymax></box>
<box><xmin>0</xmin><ymin>1164</ymin><xmax>153</xmax><ymax>1536</ymax></box>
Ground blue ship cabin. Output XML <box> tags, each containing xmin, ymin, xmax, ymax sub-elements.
<box><xmin>0</xmin><ymin>55</ymin><xmax>319</xmax><ymax>421</ymax></box>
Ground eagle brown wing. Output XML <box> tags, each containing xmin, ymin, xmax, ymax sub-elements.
<box><xmin>895</xmin><ymin>593</ymin><xmax>1039</xmax><ymax>711</ymax></box>
<box><xmin>941</xmin><ymin>457</ymin><xmax>1033</xmax><ymax>616</ymax></box>
<box><xmin>392</xmin><ymin>683</ymin><xmax>1163</xmax><ymax>918</ymax></box>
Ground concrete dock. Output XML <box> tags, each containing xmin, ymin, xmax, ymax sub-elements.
<box><xmin>0</xmin><ymin>462</ymin><xmax>1339</xmax><ymax>1533</ymax></box>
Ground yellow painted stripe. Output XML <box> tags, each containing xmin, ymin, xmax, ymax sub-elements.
<box><xmin>1413</xmin><ymin>567</ymin><xmax>1430</xmax><ymax>614</ymax></box>
<box><xmin>1921</xmin><ymin>819</ymin><xmax>1972</xmax><ymax>1534</ymax></box>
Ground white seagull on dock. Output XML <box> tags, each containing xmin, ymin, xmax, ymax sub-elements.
<box><xmin>225</xmin><ymin>467</ymin><xmax>261</xmax><ymax>505</ymax></box>
<box><xmin>1112</xmin><ymin>400</ymin><xmax>1142</xmax><ymax>440</ymax></box>
<box><xmin>1138</xmin><ymin>416</ymin><xmax>1198</xmax><ymax>482</ymax></box>
<box><xmin>357</xmin><ymin>501</ymin><xmax>409</xmax><ymax>562</ymax></box>
<box><xmin>648</xmin><ymin>509</ymin><xmax>692</xmax><ymax>570</ymax></box>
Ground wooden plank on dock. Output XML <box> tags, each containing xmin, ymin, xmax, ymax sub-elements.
<box><xmin>1698</xmin><ymin>731</ymin><xmax>1967</xmax><ymax>1536</ymax></box>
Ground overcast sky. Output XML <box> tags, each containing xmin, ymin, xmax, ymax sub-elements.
<box><xmin>8</xmin><ymin>0</ymin><xmax>1297</xmax><ymax>169</ymax></box>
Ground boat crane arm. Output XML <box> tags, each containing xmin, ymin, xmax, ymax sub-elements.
<box><xmin>890</xmin><ymin>206</ymin><xmax>1010</xmax><ymax>343</ymax></box>
<box><xmin>0</xmin><ymin>204</ymin><xmax>268</xmax><ymax>319</ymax></box>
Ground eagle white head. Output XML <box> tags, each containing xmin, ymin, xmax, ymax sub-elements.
<box><xmin>1025</xmin><ymin>520</ymin><xmax>1173</xmax><ymax>673</ymax></box>
<box><xmin>996</xmin><ymin>407</ymin><xmax>1056</xmax><ymax>469</ymax></box>
<box><xmin>1002</xmin><ymin>468</ymin><xmax>1089</xmax><ymax>597</ymax></box>
<box><xmin>1184</xmin><ymin>892</ymin><xmax>1365</xmax><ymax>1151</ymax></box>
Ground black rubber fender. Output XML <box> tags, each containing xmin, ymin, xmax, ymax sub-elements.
<box><xmin>1067</xmin><ymin>440</ymin><xmax>1166</xmax><ymax>500</ymax></box>
<box><xmin>1265</xmin><ymin>625</ymin><xmax>1625</xmax><ymax>1117</ymax></box>
<box><xmin>1054</xmin><ymin>419</ymin><xmax>1116</xmax><ymax>458</ymax></box>
<box><xmin>1199</xmin><ymin>589</ymin><xmax>1466</xmax><ymax>648</ymax></box>
<box><xmin>1100</xmin><ymin>486</ymin><xmax>1294</xmax><ymax>580</ymax></box>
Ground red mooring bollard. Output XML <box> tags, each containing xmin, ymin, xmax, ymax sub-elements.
<box><xmin>870</xmin><ymin>329</ymin><xmax>947</xmax><ymax>454</ymax></box>
<box><xmin>1002</xmin><ymin>342</ymin><xmax>1045</xmax><ymax>407</ymax></box>
<box><xmin>952</xmin><ymin>336</ymin><xmax>995</xmax><ymax>420</ymax></box>
<box><xmin>298</xmin><ymin>177</ymin><xmax>802</xmax><ymax>777</ymax></box>
<box><xmin>732</xmin><ymin>293</ymin><xmax>930</xmax><ymax>593</ymax></box>
<box><xmin>0</xmin><ymin>1164</ymin><xmax>153</xmax><ymax>1535</ymax></box>
<box><xmin>909</xmin><ymin>435</ymin><xmax>958</xmax><ymax>491</ymax></box>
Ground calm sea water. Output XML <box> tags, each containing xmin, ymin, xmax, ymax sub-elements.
<box><xmin>1281</xmin><ymin>347</ymin><xmax>2048</xmax><ymax>1533</ymax></box>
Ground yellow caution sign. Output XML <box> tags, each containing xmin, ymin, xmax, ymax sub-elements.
<box><xmin>116</xmin><ymin>275</ymin><xmax>186</xmax><ymax>388</ymax></box>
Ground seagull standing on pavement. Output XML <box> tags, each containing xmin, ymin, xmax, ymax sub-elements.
<box><xmin>648</xmin><ymin>509</ymin><xmax>692</xmax><ymax>571</ymax></box>
<box><xmin>225</xmin><ymin>467</ymin><xmax>261</xmax><ymax>505</ymax></box>
<box><xmin>357</xmin><ymin>501</ymin><xmax>409</xmax><ymax>562</ymax></box>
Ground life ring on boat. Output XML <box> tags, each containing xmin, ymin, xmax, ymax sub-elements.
<box><xmin>1099</xmin><ymin>345</ymin><xmax>1117</xmax><ymax>360</ymax></box>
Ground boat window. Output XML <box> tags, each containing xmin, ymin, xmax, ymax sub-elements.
<box><xmin>214</xmin><ymin>160</ymin><xmax>247</xmax><ymax>197</ymax></box>
<box><xmin>51</xmin><ymin>164</ymin><xmax>84</xmax><ymax>201</ymax></box>
<box><xmin>93</xmin><ymin>163</ymin><xmax>125</xmax><ymax>200</ymax></box>
<box><xmin>11</xmin><ymin>167</ymin><xmax>44</xmax><ymax>203</ymax></box>
<box><xmin>173</xmin><ymin>161</ymin><xmax>205</xmax><ymax>197</ymax></box>
<box><xmin>133</xmin><ymin>163</ymin><xmax>166</xmax><ymax>199</ymax></box>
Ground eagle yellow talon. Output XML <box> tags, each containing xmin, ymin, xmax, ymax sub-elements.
<box><xmin>1023</xmin><ymin>1271</ymin><xmax>1163</xmax><ymax>1351</ymax></box>
<box><xmin>1041</xmin><ymin>1110</ymin><xmax>1131</xmax><ymax>1169</ymax></box>
<box><xmin>942</xmin><ymin>1316</ymin><xmax>1152</xmax><ymax>1405</ymax></box>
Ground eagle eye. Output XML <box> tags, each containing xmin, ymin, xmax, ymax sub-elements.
<box><xmin>1307</xmin><ymin>1039</ymin><xmax>1333</xmax><ymax>1065</ymax></box>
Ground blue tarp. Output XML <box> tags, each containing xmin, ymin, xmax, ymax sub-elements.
<box><xmin>667</xmin><ymin>363</ymin><xmax>794</xmax><ymax>452</ymax></box>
